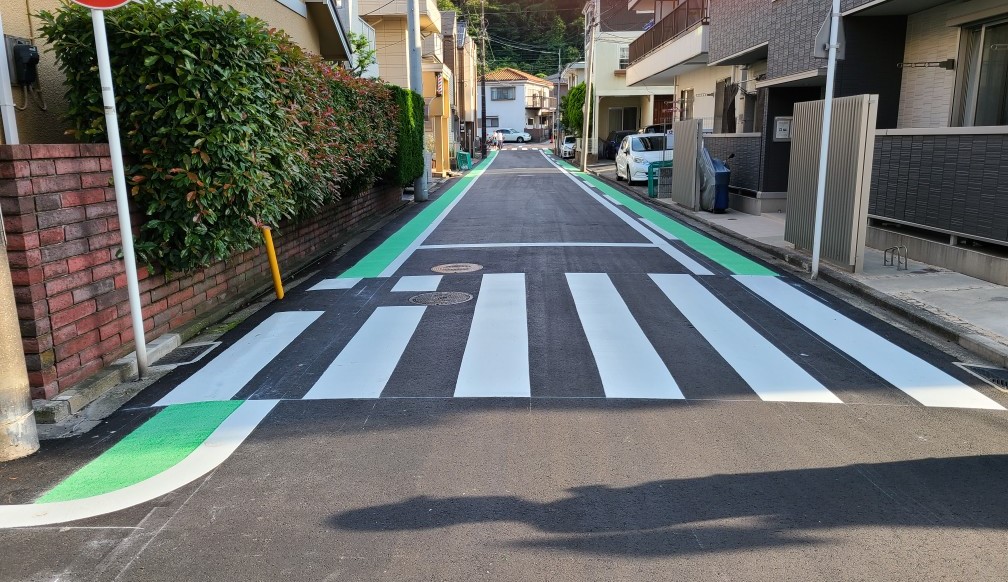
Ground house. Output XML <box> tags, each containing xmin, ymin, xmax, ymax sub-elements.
<box><xmin>476</xmin><ymin>67</ymin><xmax>556</xmax><ymax>142</ymax></box>
<box><xmin>335</xmin><ymin>0</ymin><xmax>380</xmax><ymax>78</ymax></box>
<box><xmin>359</xmin><ymin>0</ymin><xmax>455</xmax><ymax>177</ymax></box>
<box><xmin>624</xmin><ymin>0</ymin><xmax>1008</xmax><ymax>284</ymax></box>
<box><xmin>0</xmin><ymin>0</ymin><xmax>353</xmax><ymax>144</ymax></box>
<box><xmin>581</xmin><ymin>0</ymin><xmax>679</xmax><ymax>155</ymax></box>
<box><xmin>442</xmin><ymin>12</ymin><xmax>479</xmax><ymax>157</ymax></box>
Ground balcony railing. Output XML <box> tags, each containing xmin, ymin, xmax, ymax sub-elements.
<box><xmin>525</xmin><ymin>94</ymin><xmax>557</xmax><ymax>111</ymax></box>
<box><xmin>628</xmin><ymin>0</ymin><xmax>708</xmax><ymax>66</ymax></box>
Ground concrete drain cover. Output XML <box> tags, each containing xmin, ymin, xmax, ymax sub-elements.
<box><xmin>958</xmin><ymin>363</ymin><xmax>1008</xmax><ymax>392</ymax></box>
<box><xmin>432</xmin><ymin>263</ymin><xmax>483</xmax><ymax>274</ymax></box>
<box><xmin>409</xmin><ymin>291</ymin><xmax>474</xmax><ymax>306</ymax></box>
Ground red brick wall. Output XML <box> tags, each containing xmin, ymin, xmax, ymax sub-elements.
<box><xmin>1</xmin><ymin>143</ymin><xmax>403</xmax><ymax>400</ymax></box>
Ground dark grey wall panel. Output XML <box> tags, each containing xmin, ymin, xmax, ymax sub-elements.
<box><xmin>870</xmin><ymin>134</ymin><xmax>1008</xmax><ymax>244</ymax></box>
<box><xmin>705</xmin><ymin>135</ymin><xmax>762</xmax><ymax>192</ymax></box>
<box><xmin>708</xmin><ymin>0</ymin><xmax>771</xmax><ymax>64</ymax></box>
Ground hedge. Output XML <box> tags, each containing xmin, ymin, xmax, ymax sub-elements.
<box><xmin>39</xmin><ymin>0</ymin><xmax>398</xmax><ymax>272</ymax></box>
<box><xmin>388</xmin><ymin>85</ymin><xmax>425</xmax><ymax>187</ymax></box>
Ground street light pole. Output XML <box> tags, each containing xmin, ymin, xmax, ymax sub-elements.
<box><xmin>479</xmin><ymin>0</ymin><xmax>487</xmax><ymax>159</ymax></box>
<box><xmin>811</xmin><ymin>0</ymin><xmax>841</xmax><ymax>280</ymax></box>
<box><xmin>580</xmin><ymin>14</ymin><xmax>595</xmax><ymax>172</ymax></box>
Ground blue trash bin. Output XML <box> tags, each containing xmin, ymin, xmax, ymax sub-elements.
<box><xmin>711</xmin><ymin>158</ymin><xmax>730</xmax><ymax>213</ymax></box>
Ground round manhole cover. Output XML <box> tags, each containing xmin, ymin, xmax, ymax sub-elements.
<box><xmin>409</xmin><ymin>291</ymin><xmax>474</xmax><ymax>306</ymax></box>
<box><xmin>432</xmin><ymin>263</ymin><xmax>483</xmax><ymax>274</ymax></box>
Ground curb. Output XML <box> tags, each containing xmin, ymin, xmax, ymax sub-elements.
<box><xmin>585</xmin><ymin>167</ymin><xmax>1008</xmax><ymax>369</ymax></box>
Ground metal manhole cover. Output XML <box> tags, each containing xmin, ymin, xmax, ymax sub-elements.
<box><xmin>152</xmin><ymin>342</ymin><xmax>220</xmax><ymax>367</ymax></box>
<box><xmin>432</xmin><ymin>263</ymin><xmax>483</xmax><ymax>274</ymax></box>
<box><xmin>958</xmin><ymin>363</ymin><xmax>1008</xmax><ymax>392</ymax></box>
<box><xmin>409</xmin><ymin>291</ymin><xmax>474</xmax><ymax>306</ymax></box>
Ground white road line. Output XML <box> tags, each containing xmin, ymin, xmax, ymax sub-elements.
<box><xmin>155</xmin><ymin>312</ymin><xmax>322</xmax><ymax>406</ymax></box>
<box><xmin>391</xmin><ymin>275</ymin><xmax>442</xmax><ymax>292</ymax></box>
<box><xmin>0</xmin><ymin>400</ymin><xmax>278</xmax><ymax>528</ymax></box>
<box><xmin>603</xmin><ymin>194</ymin><xmax>623</xmax><ymax>206</ymax></box>
<box><xmin>540</xmin><ymin>152</ymin><xmax>712</xmax><ymax>276</ymax></box>
<box><xmin>309</xmin><ymin>277</ymin><xmax>361</xmax><ymax>291</ymax></box>
<box><xmin>640</xmin><ymin>218</ymin><xmax>680</xmax><ymax>240</ymax></box>
<box><xmin>737</xmin><ymin>275</ymin><xmax>1006</xmax><ymax>410</ymax></box>
<box><xmin>418</xmin><ymin>242</ymin><xmax>655</xmax><ymax>249</ymax></box>
<box><xmin>379</xmin><ymin>153</ymin><xmax>498</xmax><ymax>277</ymax></box>
<box><xmin>650</xmin><ymin>274</ymin><xmax>842</xmax><ymax>403</ymax></box>
<box><xmin>304</xmin><ymin>306</ymin><xmax>426</xmax><ymax>399</ymax></box>
<box><xmin>455</xmin><ymin>273</ymin><xmax>531</xmax><ymax>397</ymax></box>
<box><xmin>567</xmin><ymin>273</ymin><xmax>684</xmax><ymax>399</ymax></box>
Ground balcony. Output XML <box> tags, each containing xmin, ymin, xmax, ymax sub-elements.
<box><xmin>525</xmin><ymin>94</ymin><xmax>556</xmax><ymax>112</ymax></box>
<box><xmin>626</xmin><ymin>0</ymin><xmax>709</xmax><ymax>86</ymax></box>
<box><xmin>358</xmin><ymin>0</ymin><xmax>441</xmax><ymax>33</ymax></box>
<box><xmin>422</xmin><ymin>33</ymin><xmax>444</xmax><ymax>63</ymax></box>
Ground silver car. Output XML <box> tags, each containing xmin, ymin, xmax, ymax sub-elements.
<box><xmin>560</xmin><ymin>136</ymin><xmax>577</xmax><ymax>158</ymax></box>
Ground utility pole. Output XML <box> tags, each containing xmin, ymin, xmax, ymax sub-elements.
<box><xmin>579</xmin><ymin>10</ymin><xmax>595</xmax><ymax>172</ymax></box>
<box><xmin>479</xmin><ymin>0</ymin><xmax>487</xmax><ymax>159</ymax></box>
<box><xmin>811</xmin><ymin>0</ymin><xmax>841</xmax><ymax>279</ymax></box>
<box><xmin>555</xmin><ymin>47</ymin><xmax>561</xmax><ymax>155</ymax></box>
<box><xmin>407</xmin><ymin>0</ymin><xmax>429</xmax><ymax>202</ymax></box>
<box><xmin>0</xmin><ymin>208</ymin><xmax>39</xmax><ymax>461</ymax></box>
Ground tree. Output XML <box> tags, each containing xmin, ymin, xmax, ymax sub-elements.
<box><xmin>564</xmin><ymin>82</ymin><xmax>593</xmax><ymax>137</ymax></box>
<box><xmin>347</xmin><ymin>32</ymin><xmax>377</xmax><ymax>78</ymax></box>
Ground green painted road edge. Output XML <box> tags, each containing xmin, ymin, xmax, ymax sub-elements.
<box><xmin>36</xmin><ymin>400</ymin><xmax>243</xmax><ymax>504</ymax></box>
<box><xmin>554</xmin><ymin>156</ymin><xmax>776</xmax><ymax>276</ymax></box>
<box><xmin>338</xmin><ymin>151</ymin><xmax>499</xmax><ymax>279</ymax></box>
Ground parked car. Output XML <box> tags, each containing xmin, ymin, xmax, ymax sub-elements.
<box><xmin>642</xmin><ymin>123</ymin><xmax>675</xmax><ymax>134</ymax></box>
<box><xmin>498</xmin><ymin>128</ymin><xmax>532</xmax><ymax>143</ymax></box>
<box><xmin>599</xmin><ymin>130</ymin><xmax>636</xmax><ymax>160</ymax></box>
<box><xmin>560</xmin><ymin>136</ymin><xmax>577</xmax><ymax>159</ymax></box>
<box><xmin>615</xmin><ymin>133</ymin><xmax>675</xmax><ymax>184</ymax></box>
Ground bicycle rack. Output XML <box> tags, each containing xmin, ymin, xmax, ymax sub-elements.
<box><xmin>883</xmin><ymin>245</ymin><xmax>908</xmax><ymax>270</ymax></box>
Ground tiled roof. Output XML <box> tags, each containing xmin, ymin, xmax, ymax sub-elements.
<box><xmin>485</xmin><ymin>67</ymin><xmax>553</xmax><ymax>86</ymax></box>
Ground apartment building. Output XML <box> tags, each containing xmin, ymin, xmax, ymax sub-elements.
<box><xmin>0</xmin><ymin>0</ymin><xmax>353</xmax><ymax>144</ymax></box>
<box><xmin>476</xmin><ymin>68</ymin><xmax>556</xmax><ymax>142</ymax></box>
<box><xmin>442</xmin><ymin>11</ymin><xmax>479</xmax><ymax>157</ymax></box>
<box><xmin>624</xmin><ymin>0</ymin><xmax>1008</xmax><ymax>281</ymax></box>
<box><xmin>581</xmin><ymin>0</ymin><xmax>679</xmax><ymax>155</ymax></box>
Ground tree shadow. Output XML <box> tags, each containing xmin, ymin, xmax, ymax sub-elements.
<box><xmin>329</xmin><ymin>454</ymin><xmax>1008</xmax><ymax>556</ymax></box>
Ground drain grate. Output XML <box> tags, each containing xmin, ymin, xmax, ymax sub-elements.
<box><xmin>958</xmin><ymin>363</ymin><xmax>1008</xmax><ymax>392</ymax></box>
<box><xmin>409</xmin><ymin>291</ymin><xmax>474</xmax><ymax>306</ymax></box>
<box><xmin>432</xmin><ymin>263</ymin><xmax>483</xmax><ymax>274</ymax></box>
<box><xmin>152</xmin><ymin>342</ymin><xmax>220</xmax><ymax>367</ymax></box>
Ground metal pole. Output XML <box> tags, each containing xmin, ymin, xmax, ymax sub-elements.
<box><xmin>0</xmin><ymin>14</ymin><xmax>20</xmax><ymax>144</ymax></box>
<box><xmin>406</xmin><ymin>0</ymin><xmax>429</xmax><ymax>202</ymax></box>
<box><xmin>0</xmin><ymin>207</ymin><xmax>39</xmax><ymax>461</ymax></box>
<box><xmin>811</xmin><ymin>0</ymin><xmax>840</xmax><ymax>280</ymax></box>
<box><xmin>479</xmin><ymin>0</ymin><xmax>487</xmax><ymax>159</ymax></box>
<box><xmin>92</xmin><ymin>9</ymin><xmax>147</xmax><ymax>377</ymax></box>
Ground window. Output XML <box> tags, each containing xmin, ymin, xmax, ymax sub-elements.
<box><xmin>527</xmin><ymin>117</ymin><xmax>534</xmax><ymax>125</ymax></box>
<box><xmin>956</xmin><ymin>19</ymin><xmax>1008</xmax><ymax>126</ymax></box>
<box><xmin>607</xmin><ymin>106</ymin><xmax>639</xmax><ymax>132</ymax></box>
<box><xmin>491</xmin><ymin>86</ymin><xmax>515</xmax><ymax>100</ymax></box>
<box><xmin>619</xmin><ymin>45</ymin><xmax>630</xmax><ymax>70</ymax></box>
<box><xmin>483</xmin><ymin>116</ymin><xmax>499</xmax><ymax>128</ymax></box>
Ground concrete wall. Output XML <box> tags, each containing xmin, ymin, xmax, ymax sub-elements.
<box><xmin>674</xmin><ymin>65</ymin><xmax>734</xmax><ymax>132</ymax></box>
<box><xmin>897</xmin><ymin>4</ymin><xmax>959</xmax><ymax>129</ymax></box>
<box><xmin>593</xmin><ymin>31</ymin><xmax>644</xmax><ymax>96</ymax></box>
<box><xmin>372</xmin><ymin>18</ymin><xmax>409</xmax><ymax>88</ymax></box>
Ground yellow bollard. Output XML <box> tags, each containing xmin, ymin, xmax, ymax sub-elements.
<box><xmin>261</xmin><ymin>226</ymin><xmax>284</xmax><ymax>300</ymax></box>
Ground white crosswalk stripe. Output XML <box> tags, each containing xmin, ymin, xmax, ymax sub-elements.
<box><xmin>155</xmin><ymin>274</ymin><xmax>1005</xmax><ymax>410</ymax></box>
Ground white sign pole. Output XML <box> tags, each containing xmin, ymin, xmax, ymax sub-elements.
<box><xmin>91</xmin><ymin>9</ymin><xmax>148</xmax><ymax>377</ymax></box>
<box><xmin>810</xmin><ymin>0</ymin><xmax>841</xmax><ymax>280</ymax></box>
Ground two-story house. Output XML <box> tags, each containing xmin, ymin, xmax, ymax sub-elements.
<box><xmin>476</xmin><ymin>68</ymin><xmax>556</xmax><ymax>142</ymax></box>
<box><xmin>442</xmin><ymin>12</ymin><xmax>479</xmax><ymax>157</ymax></box>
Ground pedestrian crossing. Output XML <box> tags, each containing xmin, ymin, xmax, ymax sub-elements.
<box><xmin>153</xmin><ymin>273</ymin><xmax>1006</xmax><ymax>411</ymax></box>
<box><xmin>501</xmin><ymin>145</ymin><xmax>552</xmax><ymax>151</ymax></box>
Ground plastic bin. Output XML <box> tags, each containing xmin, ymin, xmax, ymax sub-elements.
<box><xmin>711</xmin><ymin>157</ymin><xmax>730</xmax><ymax>213</ymax></box>
<box><xmin>456</xmin><ymin>151</ymin><xmax>472</xmax><ymax>170</ymax></box>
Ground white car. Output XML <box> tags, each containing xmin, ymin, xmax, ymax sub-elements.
<box><xmin>498</xmin><ymin>128</ymin><xmax>532</xmax><ymax>143</ymax></box>
<box><xmin>615</xmin><ymin>133</ymin><xmax>674</xmax><ymax>184</ymax></box>
<box><xmin>560</xmin><ymin>136</ymin><xmax>577</xmax><ymax>158</ymax></box>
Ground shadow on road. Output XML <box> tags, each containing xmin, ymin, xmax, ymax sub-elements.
<box><xmin>329</xmin><ymin>454</ymin><xmax>1008</xmax><ymax>556</ymax></box>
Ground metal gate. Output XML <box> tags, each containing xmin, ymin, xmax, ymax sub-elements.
<box><xmin>664</xmin><ymin>118</ymin><xmax>702</xmax><ymax>209</ymax></box>
<box><xmin>784</xmin><ymin>94</ymin><xmax>878</xmax><ymax>272</ymax></box>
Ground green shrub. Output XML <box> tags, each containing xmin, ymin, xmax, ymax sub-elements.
<box><xmin>387</xmin><ymin>85</ymin><xmax>425</xmax><ymax>187</ymax></box>
<box><xmin>39</xmin><ymin>0</ymin><xmax>397</xmax><ymax>272</ymax></box>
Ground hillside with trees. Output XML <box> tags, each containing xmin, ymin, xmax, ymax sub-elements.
<box><xmin>439</xmin><ymin>0</ymin><xmax>585</xmax><ymax>76</ymax></box>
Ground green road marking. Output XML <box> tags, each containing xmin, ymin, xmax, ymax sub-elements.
<box><xmin>37</xmin><ymin>401</ymin><xmax>243</xmax><ymax>503</ymax></box>
<box><xmin>339</xmin><ymin>151</ymin><xmax>499</xmax><ymax>279</ymax></box>
<box><xmin>553</xmin><ymin>156</ymin><xmax>776</xmax><ymax>276</ymax></box>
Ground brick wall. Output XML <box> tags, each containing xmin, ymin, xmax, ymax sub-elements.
<box><xmin>1</xmin><ymin>144</ymin><xmax>403</xmax><ymax>400</ymax></box>
<box><xmin>897</xmin><ymin>4</ymin><xmax>958</xmax><ymax>129</ymax></box>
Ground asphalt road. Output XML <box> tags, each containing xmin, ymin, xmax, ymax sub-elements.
<box><xmin>2</xmin><ymin>150</ymin><xmax>1007</xmax><ymax>581</ymax></box>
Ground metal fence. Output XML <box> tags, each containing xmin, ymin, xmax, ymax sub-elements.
<box><xmin>628</xmin><ymin>0</ymin><xmax>708</xmax><ymax>65</ymax></box>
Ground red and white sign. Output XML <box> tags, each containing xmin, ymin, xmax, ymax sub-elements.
<box><xmin>72</xmin><ymin>0</ymin><xmax>130</xmax><ymax>9</ymax></box>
